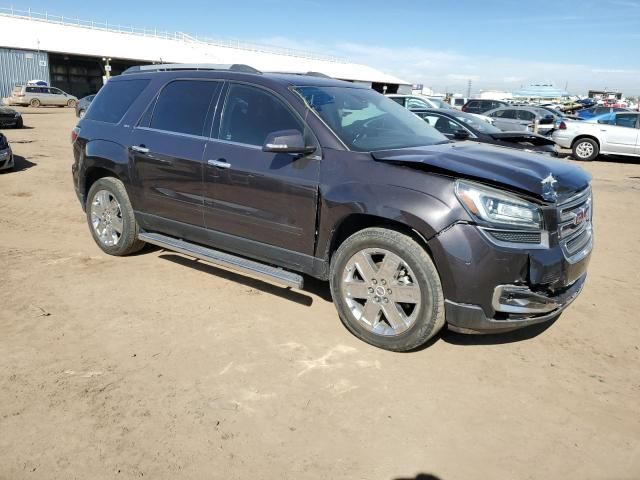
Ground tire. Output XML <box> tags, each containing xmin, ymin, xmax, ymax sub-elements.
<box><xmin>572</xmin><ymin>137</ymin><xmax>599</xmax><ymax>161</ymax></box>
<box><xmin>29</xmin><ymin>98</ymin><xmax>40</xmax><ymax>108</ymax></box>
<box><xmin>67</xmin><ymin>99</ymin><xmax>77</xmax><ymax>108</ymax></box>
<box><xmin>14</xmin><ymin>117</ymin><xmax>23</xmax><ymax>129</ymax></box>
<box><xmin>78</xmin><ymin>109</ymin><xmax>85</xmax><ymax>118</ymax></box>
<box><xmin>329</xmin><ymin>227</ymin><xmax>445</xmax><ymax>351</ymax></box>
<box><xmin>86</xmin><ymin>177</ymin><xmax>145</xmax><ymax>256</ymax></box>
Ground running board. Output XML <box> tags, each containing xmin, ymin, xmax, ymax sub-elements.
<box><xmin>138</xmin><ymin>232</ymin><xmax>304</xmax><ymax>289</ymax></box>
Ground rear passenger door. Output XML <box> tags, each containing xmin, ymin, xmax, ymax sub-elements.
<box><xmin>491</xmin><ymin>109</ymin><xmax>523</xmax><ymax>131</ymax></box>
<box><xmin>203</xmin><ymin>82</ymin><xmax>321</xmax><ymax>258</ymax></box>
<box><xmin>130</xmin><ymin>79</ymin><xmax>222</xmax><ymax>227</ymax></box>
<box><xmin>600</xmin><ymin>113</ymin><xmax>639</xmax><ymax>155</ymax></box>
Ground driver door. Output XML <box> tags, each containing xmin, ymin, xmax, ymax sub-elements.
<box><xmin>203</xmin><ymin>83</ymin><xmax>321</xmax><ymax>257</ymax></box>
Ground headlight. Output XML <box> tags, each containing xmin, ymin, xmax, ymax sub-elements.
<box><xmin>14</xmin><ymin>112</ymin><xmax>20</xmax><ymax>117</ymax></box>
<box><xmin>455</xmin><ymin>180</ymin><xmax>543</xmax><ymax>230</ymax></box>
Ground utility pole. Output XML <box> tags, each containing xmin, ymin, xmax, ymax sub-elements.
<box><xmin>467</xmin><ymin>79</ymin><xmax>472</xmax><ymax>98</ymax></box>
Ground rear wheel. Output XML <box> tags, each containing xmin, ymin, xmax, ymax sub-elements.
<box><xmin>572</xmin><ymin>138</ymin><xmax>599</xmax><ymax>161</ymax></box>
<box><xmin>330</xmin><ymin>228</ymin><xmax>445</xmax><ymax>351</ymax></box>
<box><xmin>29</xmin><ymin>98</ymin><xmax>40</xmax><ymax>108</ymax></box>
<box><xmin>86</xmin><ymin>177</ymin><xmax>145</xmax><ymax>256</ymax></box>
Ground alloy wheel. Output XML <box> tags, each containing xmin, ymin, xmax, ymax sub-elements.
<box><xmin>90</xmin><ymin>190</ymin><xmax>123</xmax><ymax>247</ymax></box>
<box><xmin>575</xmin><ymin>141</ymin><xmax>594</xmax><ymax>159</ymax></box>
<box><xmin>341</xmin><ymin>248</ymin><xmax>424</xmax><ymax>336</ymax></box>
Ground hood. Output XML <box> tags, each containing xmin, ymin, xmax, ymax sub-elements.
<box><xmin>0</xmin><ymin>106</ymin><xmax>17</xmax><ymax>115</ymax></box>
<box><xmin>488</xmin><ymin>131</ymin><xmax>555</xmax><ymax>146</ymax></box>
<box><xmin>371</xmin><ymin>142</ymin><xmax>591</xmax><ymax>202</ymax></box>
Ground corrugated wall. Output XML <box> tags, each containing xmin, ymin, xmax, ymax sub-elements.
<box><xmin>0</xmin><ymin>48</ymin><xmax>51</xmax><ymax>100</ymax></box>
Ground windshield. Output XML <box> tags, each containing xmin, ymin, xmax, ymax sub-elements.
<box><xmin>295</xmin><ymin>86</ymin><xmax>448</xmax><ymax>152</ymax></box>
<box><xmin>446</xmin><ymin>111</ymin><xmax>502</xmax><ymax>133</ymax></box>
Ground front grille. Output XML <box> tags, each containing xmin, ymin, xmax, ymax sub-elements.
<box><xmin>488</xmin><ymin>230</ymin><xmax>542</xmax><ymax>243</ymax></box>
<box><xmin>557</xmin><ymin>188</ymin><xmax>593</xmax><ymax>261</ymax></box>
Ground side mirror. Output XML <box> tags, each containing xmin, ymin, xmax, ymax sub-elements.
<box><xmin>453</xmin><ymin>129</ymin><xmax>470</xmax><ymax>140</ymax></box>
<box><xmin>262</xmin><ymin>129</ymin><xmax>316</xmax><ymax>155</ymax></box>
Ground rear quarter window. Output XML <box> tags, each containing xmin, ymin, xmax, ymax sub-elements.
<box><xmin>85</xmin><ymin>79</ymin><xmax>150</xmax><ymax>124</ymax></box>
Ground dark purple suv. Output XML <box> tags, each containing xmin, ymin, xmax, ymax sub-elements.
<box><xmin>71</xmin><ymin>64</ymin><xmax>593</xmax><ymax>351</ymax></box>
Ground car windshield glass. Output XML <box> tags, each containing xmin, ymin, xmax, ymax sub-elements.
<box><xmin>294</xmin><ymin>86</ymin><xmax>448</xmax><ymax>151</ymax></box>
<box><xmin>448</xmin><ymin>111</ymin><xmax>501</xmax><ymax>133</ymax></box>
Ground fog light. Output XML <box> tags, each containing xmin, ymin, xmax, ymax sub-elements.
<box><xmin>492</xmin><ymin>285</ymin><xmax>558</xmax><ymax>314</ymax></box>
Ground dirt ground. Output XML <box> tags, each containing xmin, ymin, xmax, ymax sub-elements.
<box><xmin>1</xmin><ymin>107</ymin><xmax>639</xmax><ymax>480</ymax></box>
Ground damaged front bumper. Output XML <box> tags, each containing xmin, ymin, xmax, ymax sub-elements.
<box><xmin>427</xmin><ymin>222</ymin><xmax>591</xmax><ymax>334</ymax></box>
<box><xmin>445</xmin><ymin>274</ymin><xmax>586</xmax><ymax>333</ymax></box>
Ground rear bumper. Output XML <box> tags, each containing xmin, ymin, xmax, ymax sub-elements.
<box><xmin>551</xmin><ymin>132</ymin><xmax>574</xmax><ymax>149</ymax></box>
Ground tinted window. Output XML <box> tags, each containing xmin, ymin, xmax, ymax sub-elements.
<box><xmin>25</xmin><ymin>86</ymin><xmax>41</xmax><ymax>93</ymax></box>
<box><xmin>220</xmin><ymin>84</ymin><xmax>304</xmax><ymax>146</ymax></box>
<box><xmin>614</xmin><ymin>114</ymin><xmax>638</xmax><ymax>128</ymax></box>
<box><xmin>501</xmin><ymin>109</ymin><xmax>517</xmax><ymax>119</ymax></box>
<box><xmin>466</xmin><ymin>101</ymin><xmax>479</xmax><ymax>108</ymax></box>
<box><xmin>517</xmin><ymin>110</ymin><xmax>535</xmax><ymax>121</ymax></box>
<box><xmin>150</xmin><ymin>80</ymin><xmax>220</xmax><ymax>136</ymax></box>
<box><xmin>85</xmin><ymin>79</ymin><xmax>149</xmax><ymax>124</ymax></box>
<box><xmin>49</xmin><ymin>88</ymin><xmax>62</xmax><ymax>95</ymax></box>
<box><xmin>389</xmin><ymin>97</ymin><xmax>405</xmax><ymax>106</ymax></box>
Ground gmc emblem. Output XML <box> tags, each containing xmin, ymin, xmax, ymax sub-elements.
<box><xmin>574</xmin><ymin>206</ymin><xmax>590</xmax><ymax>226</ymax></box>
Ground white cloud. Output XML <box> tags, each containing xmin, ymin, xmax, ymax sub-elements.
<box><xmin>256</xmin><ymin>37</ymin><xmax>640</xmax><ymax>95</ymax></box>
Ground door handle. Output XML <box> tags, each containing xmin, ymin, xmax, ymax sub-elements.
<box><xmin>600</xmin><ymin>129</ymin><xmax>608</xmax><ymax>132</ymax></box>
<box><xmin>131</xmin><ymin>145</ymin><xmax>150</xmax><ymax>154</ymax></box>
<box><xmin>208</xmin><ymin>159</ymin><xmax>231</xmax><ymax>169</ymax></box>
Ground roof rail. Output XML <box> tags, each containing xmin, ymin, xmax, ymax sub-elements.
<box><xmin>122</xmin><ymin>63</ymin><xmax>262</xmax><ymax>75</ymax></box>
<box><xmin>267</xmin><ymin>71</ymin><xmax>333</xmax><ymax>79</ymax></box>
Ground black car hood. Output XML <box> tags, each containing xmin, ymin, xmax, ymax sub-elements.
<box><xmin>489</xmin><ymin>131</ymin><xmax>555</xmax><ymax>146</ymax></box>
<box><xmin>371</xmin><ymin>142</ymin><xmax>591</xmax><ymax>202</ymax></box>
<box><xmin>0</xmin><ymin>106</ymin><xmax>17</xmax><ymax>115</ymax></box>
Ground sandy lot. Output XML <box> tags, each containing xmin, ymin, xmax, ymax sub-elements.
<box><xmin>1</xmin><ymin>108</ymin><xmax>639</xmax><ymax>480</ymax></box>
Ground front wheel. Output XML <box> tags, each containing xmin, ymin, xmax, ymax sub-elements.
<box><xmin>572</xmin><ymin>138</ymin><xmax>599</xmax><ymax>161</ymax></box>
<box><xmin>330</xmin><ymin>228</ymin><xmax>445</xmax><ymax>351</ymax></box>
<box><xmin>67</xmin><ymin>99</ymin><xmax>77</xmax><ymax>108</ymax></box>
<box><xmin>86</xmin><ymin>177</ymin><xmax>145</xmax><ymax>256</ymax></box>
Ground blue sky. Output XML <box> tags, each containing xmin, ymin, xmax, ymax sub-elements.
<box><xmin>15</xmin><ymin>0</ymin><xmax>640</xmax><ymax>94</ymax></box>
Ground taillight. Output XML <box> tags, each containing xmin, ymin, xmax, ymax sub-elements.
<box><xmin>71</xmin><ymin>126</ymin><xmax>80</xmax><ymax>144</ymax></box>
<box><xmin>17</xmin><ymin>93</ymin><xmax>24</xmax><ymax>97</ymax></box>
<box><xmin>558</xmin><ymin>121</ymin><xmax>567</xmax><ymax>130</ymax></box>
<box><xmin>461</xmin><ymin>105</ymin><xmax>468</xmax><ymax>112</ymax></box>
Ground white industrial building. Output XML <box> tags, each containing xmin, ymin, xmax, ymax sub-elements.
<box><xmin>0</xmin><ymin>7</ymin><xmax>411</xmax><ymax>99</ymax></box>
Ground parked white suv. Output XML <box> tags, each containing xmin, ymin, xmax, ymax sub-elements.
<box><xmin>552</xmin><ymin>112</ymin><xmax>640</xmax><ymax>161</ymax></box>
<box><xmin>9</xmin><ymin>85</ymin><xmax>78</xmax><ymax>108</ymax></box>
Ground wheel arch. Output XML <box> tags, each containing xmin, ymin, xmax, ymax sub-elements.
<box><xmin>326</xmin><ymin>213</ymin><xmax>433</xmax><ymax>262</ymax></box>
<box><xmin>572</xmin><ymin>134</ymin><xmax>600</xmax><ymax>149</ymax></box>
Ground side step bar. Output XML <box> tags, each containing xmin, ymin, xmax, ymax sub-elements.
<box><xmin>138</xmin><ymin>232</ymin><xmax>304</xmax><ymax>289</ymax></box>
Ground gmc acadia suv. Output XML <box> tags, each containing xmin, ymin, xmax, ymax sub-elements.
<box><xmin>71</xmin><ymin>64</ymin><xmax>593</xmax><ymax>351</ymax></box>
